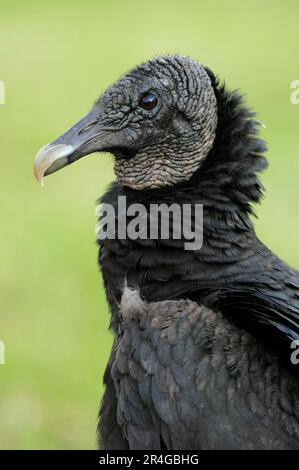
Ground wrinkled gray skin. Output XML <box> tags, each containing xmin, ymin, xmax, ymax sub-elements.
<box><xmin>39</xmin><ymin>56</ymin><xmax>217</xmax><ymax>189</ymax></box>
<box><xmin>109</xmin><ymin>56</ymin><xmax>218</xmax><ymax>189</ymax></box>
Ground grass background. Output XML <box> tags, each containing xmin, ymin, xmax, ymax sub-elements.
<box><xmin>0</xmin><ymin>0</ymin><xmax>298</xmax><ymax>449</ymax></box>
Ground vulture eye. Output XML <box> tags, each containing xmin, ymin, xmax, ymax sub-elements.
<box><xmin>139</xmin><ymin>93</ymin><xmax>158</xmax><ymax>111</ymax></box>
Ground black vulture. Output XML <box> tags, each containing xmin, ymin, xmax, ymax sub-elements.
<box><xmin>34</xmin><ymin>55</ymin><xmax>299</xmax><ymax>450</ymax></box>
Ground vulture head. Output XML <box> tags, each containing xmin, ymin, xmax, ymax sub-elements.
<box><xmin>34</xmin><ymin>56</ymin><xmax>218</xmax><ymax>189</ymax></box>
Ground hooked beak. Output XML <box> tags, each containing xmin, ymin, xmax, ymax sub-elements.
<box><xmin>33</xmin><ymin>143</ymin><xmax>75</xmax><ymax>185</ymax></box>
<box><xmin>33</xmin><ymin>106</ymin><xmax>112</xmax><ymax>185</ymax></box>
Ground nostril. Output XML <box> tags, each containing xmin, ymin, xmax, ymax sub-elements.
<box><xmin>78</xmin><ymin>120</ymin><xmax>98</xmax><ymax>135</ymax></box>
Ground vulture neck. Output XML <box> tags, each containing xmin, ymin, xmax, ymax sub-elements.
<box><xmin>116</xmin><ymin>81</ymin><xmax>268</xmax><ymax>240</ymax></box>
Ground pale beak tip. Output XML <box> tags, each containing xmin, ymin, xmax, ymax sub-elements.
<box><xmin>33</xmin><ymin>162</ymin><xmax>46</xmax><ymax>186</ymax></box>
<box><xmin>33</xmin><ymin>165</ymin><xmax>44</xmax><ymax>186</ymax></box>
<box><xmin>33</xmin><ymin>143</ymin><xmax>75</xmax><ymax>186</ymax></box>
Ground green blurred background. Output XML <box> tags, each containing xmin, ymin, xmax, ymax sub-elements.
<box><xmin>0</xmin><ymin>0</ymin><xmax>298</xmax><ymax>449</ymax></box>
